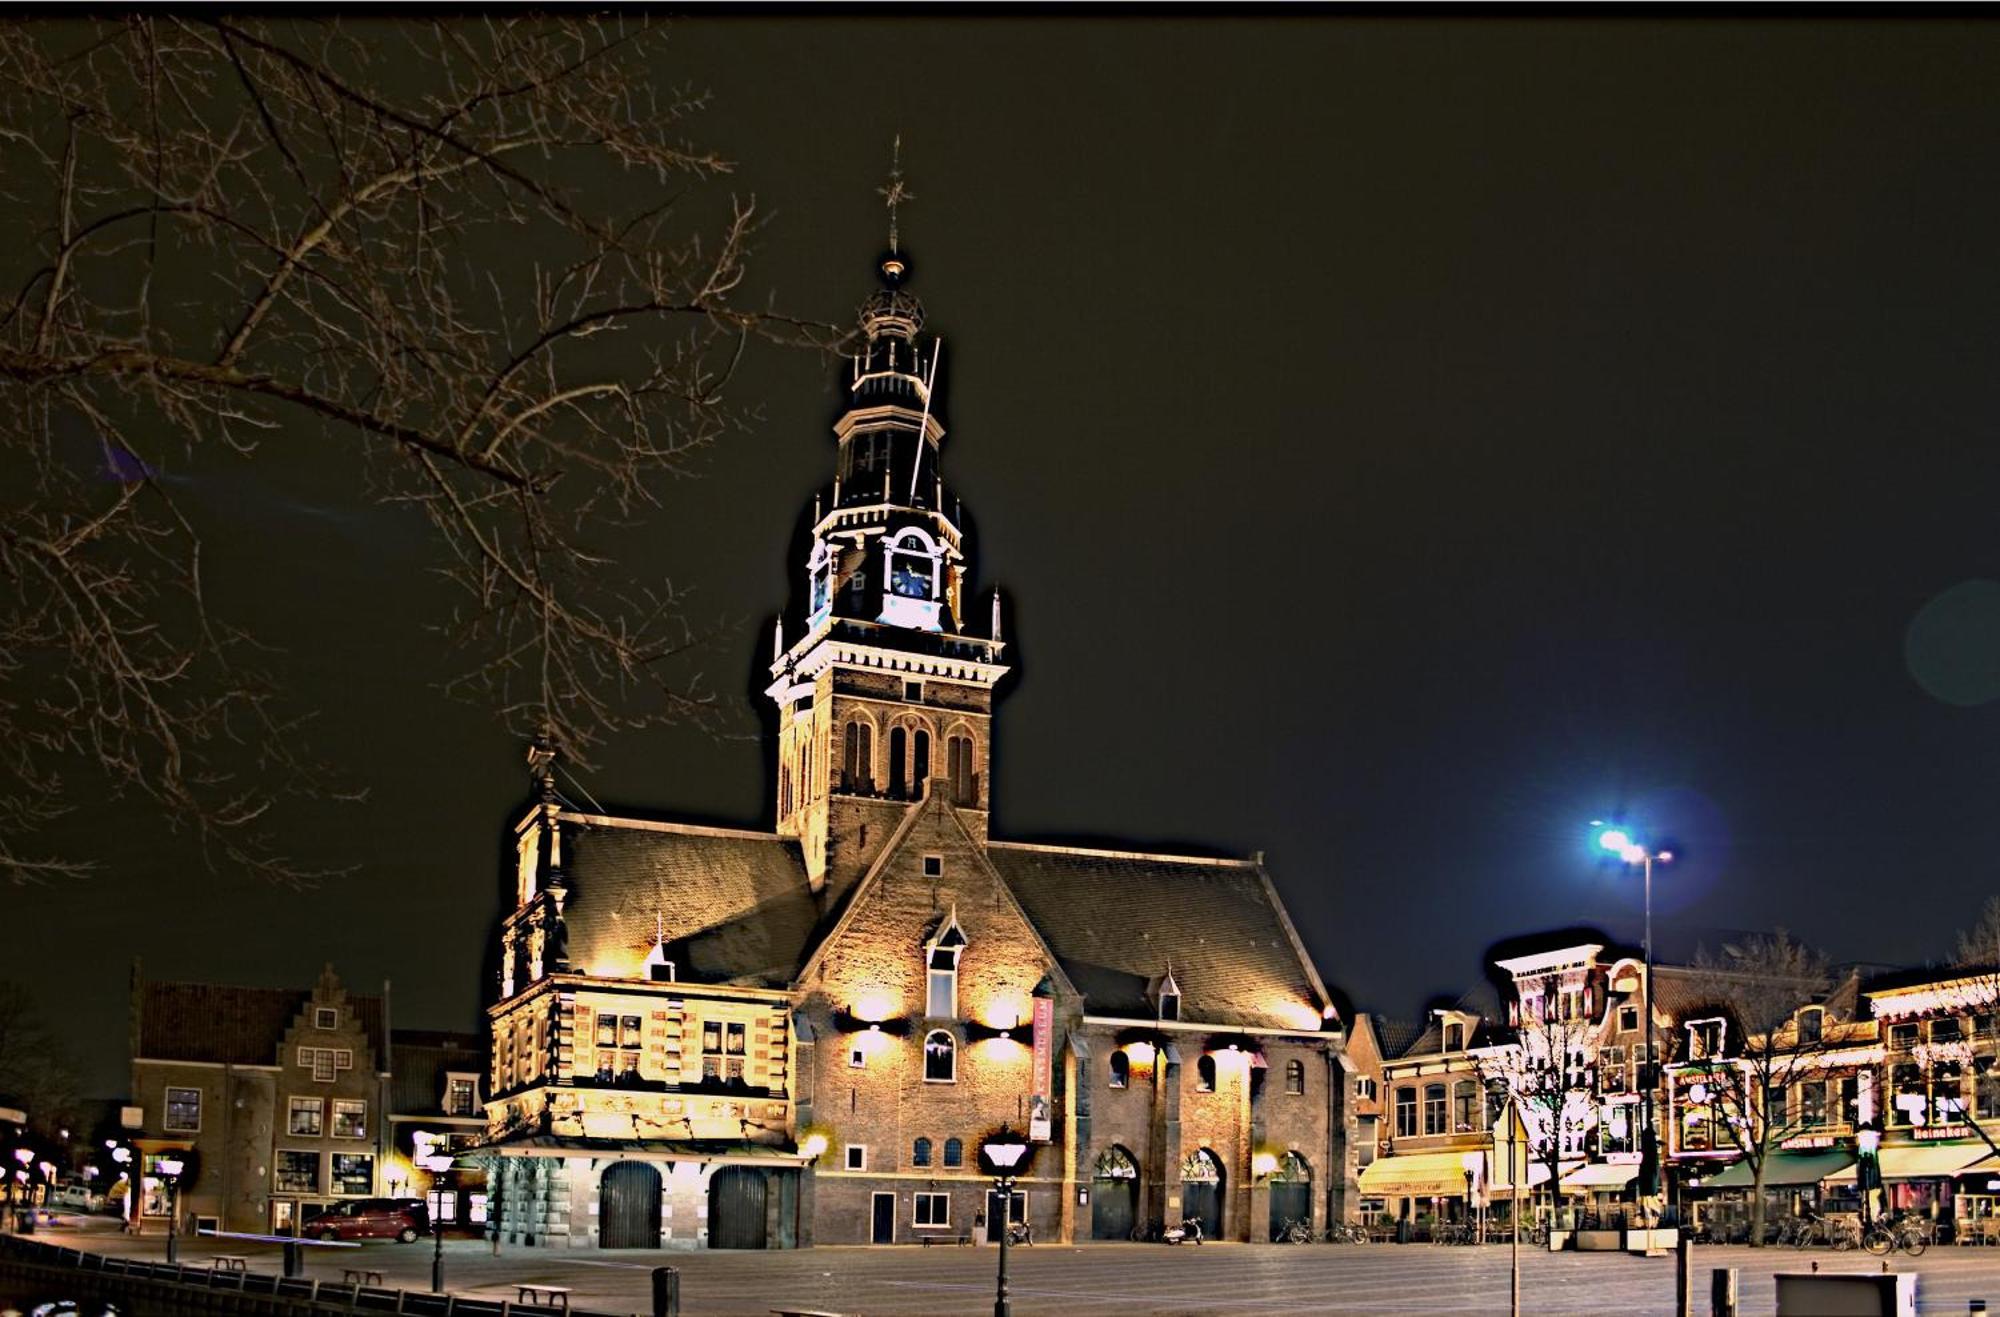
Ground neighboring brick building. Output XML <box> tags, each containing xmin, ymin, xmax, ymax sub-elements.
<box><xmin>479</xmin><ymin>204</ymin><xmax>1347</xmax><ymax>1250</ymax></box>
<box><xmin>128</xmin><ymin>963</ymin><xmax>390</xmax><ymax>1235</ymax></box>
<box><xmin>386</xmin><ymin>1029</ymin><xmax>489</xmax><ymax>1234</ymax></box>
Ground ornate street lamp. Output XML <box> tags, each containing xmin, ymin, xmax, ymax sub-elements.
<box><xmin>415</xmin><ymin>1145</ymin><xmax>456</xmax><ymax>1293</ymax></box>
<box><xmin>156</xmin><ymin>1155</ymin><xmax>186</xmax><ymax>1264</ymax></box>
<box><xmin>978</xmin><ymin>1127</ymin><xmax>1034</xmax><ymax>1317</ymax></box>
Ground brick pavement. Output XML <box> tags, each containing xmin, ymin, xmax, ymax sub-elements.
<box><xmin>33</xmin><ymin>1224</ymin><xmax>2000</xmax><ymax>1314</ymax></box>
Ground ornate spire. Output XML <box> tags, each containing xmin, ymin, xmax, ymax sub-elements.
<box><xmin>878</xmin><ymin>135</ymin><xmax>914</xmax><ymax>259</ymax></box>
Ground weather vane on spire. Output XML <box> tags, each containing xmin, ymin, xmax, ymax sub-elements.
<box><xmin>878</xmin><ymin>135</ymin><xmax>914</xmax><ymax>255</ymax></box>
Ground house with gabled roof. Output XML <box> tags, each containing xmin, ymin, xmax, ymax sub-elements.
<box><xmin>478</xmin><ymin>211</ymin><xmax>1346</xmax><ymax>1250</ymax></box>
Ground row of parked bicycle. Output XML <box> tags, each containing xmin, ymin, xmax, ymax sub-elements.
<box><xmin>1690</xmin><ymin>1214</ymin><xmax>1936</xmax><ymax>1255</ymax></box>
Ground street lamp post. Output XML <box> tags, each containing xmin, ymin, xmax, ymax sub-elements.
<box><xmin>978</xmin><ymin>1128</ymin><xmax>1034</xmax><ymax>1317</ymax></box>
<box><xmin>10</xmin><ymin>1148</ymin><xmax>30</xmax><ymax>1233</ymax></box>
<box><xmin>416</xmin><ymin>1147</ymin><xmax>456</xmax><ymax>1294</ymax></box>
<box><xmin>156</xmin><ymin>1155</ymin><xmax>185</xmax><ymax>1264</ymax></box>
<box><xmin>1597</xmin><ymin>826</ymin><xmax>1673</xmax><ymax>1241</ymax></box>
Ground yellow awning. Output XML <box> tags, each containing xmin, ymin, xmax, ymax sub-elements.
<box><xmin>1562</xmin><ymin>1162</ymin><xmax>1640</xmax><ymax>1190</ymax></box>
<box><xmin>1358</xmin><ymin>1151</ymin><xmax>1478</xmax><ymax>1197</ymax></box>
<box><xmin>1880</xmin><ymin>1143</ymin><xmax>1992</xmax><ymax>1180</ymax></box>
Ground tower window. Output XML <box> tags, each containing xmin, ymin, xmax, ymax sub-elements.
<box><xmin>923</xmin><ymin>1030</ymin><xmax>956</xmax><ymax>1083</ymax></box>
<box><xmin>923</xmin><ymin>855</ymin><xmax>943</xmax><ymax>877</ymax></box>
<box><xmin>889</xmin><ymin>726</ymin><xmax>907</xmax><ymax>797</ymax></box>
<box><xmin>904</xmin><ymin>680</ymin><xmax>924</xmax><ymax>702</ymax></box>
<box><xmin>844</xmin><ymin>721</ymin><xmax>874</xmax><ymax>793</ymax></box>
<box><xmin>947</xmin><ymin>734</ymin><xmax>976</xmax><ymax>805</ymax></box>
<box><xmin>1109</xmin><ymin>1052</ymin><xmax>1130</xmax><ymax>1089</ymax></box>
<box><xmin>1196</xmin><ymin>1056</ymin><xmax>1217</xmax><ymax>1093</ymax></box>
<box><xmin>1285</xmin><ymin>1059</ymin><xmax>1306</xmax><ymax>1096</ymax></box>
<box><xmin>913</xmin><ymin>728</ymin><xmax>931</xmax><ymax>789</ymax></box>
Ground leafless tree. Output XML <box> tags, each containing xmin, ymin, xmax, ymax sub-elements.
<box><xmin>0</xmin><ymin>18</ymin><xmax>835</xmax><ymax>884</ymax></box>
<box><xmin>0</xmin><ymin>982</ymin><xmax>80</xmax><ymax>1137</ymax></box>
<box><xmin>1683</xmin><ymin>931</ymin><xmax>1834</xmax><ymax>1247</ymax></box>
<box><xmin>1476</xmin><ymin>1008</ymin><xmax>1598</xmax><ymax>1221</ymax></box>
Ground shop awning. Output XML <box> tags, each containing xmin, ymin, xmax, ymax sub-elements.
<box><xmin>1704</xmin><ymin>1150</ymin><xmax>1854</xmax><ymax>1190</ymax></box>
<box><xmin>1562</xmin><ymin>1162</ymin><xmax>1640</xmax><ymax>1191</ymax></box>
<box><xmin>1358</xmin><ymin>1151</ymin><xmax>1479</xmax><ymax>1197</ymax></box>
<box><xmin>1881</xmin><ymin>1143</ymin><xmax>1990</xmax><ymax>1180</ymax></box>
<box><xmin>1486</xmin><ymin>1158</ymin><xmax>1554</xmax><ymax>1194</ymax></box>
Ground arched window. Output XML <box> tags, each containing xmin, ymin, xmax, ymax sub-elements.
<box><xmin>912</xmin><ymin>1137</ymin><xmax>932</xmax><ymax>1167</ymax></box>
<box><xmin>887</xmin><ymin>531</ymin><xmax>937</xmax><ymax>600</ymax></box>
<box><xmin>943</xmin><ymin>1137</ymin><xmax>964</xmax><ymax>1168</ymax></box>
<box><xmin>843</xmin><ymin>721</ymin><xmax>874</xmax><ymax>793</ymax></box>
<box><xmin>1196</xmin><ymin>1055</ymin><xmax>1217</xmax><ymax>1093</ymax></box>
<box><xmin>913</xmin><ymin>728</ymin><xmax>931</xmax><ymax>791</ymax></box>
<box><xmin>1423</xmin><ymin>1083</ymin><xmax>1447</xmax><ymax>1135</ymax></box>
<box><xmin>1285</xmin><ymin>1059</ymin><xmax>1306</xmax><ymax>1096</ymax></box>
<box><xmin>947</xmin><ymin>734</ymin><xmax>975</xmax><ymax>805</ymax></box>
<box><xmin>1109</xmin><ymin>1052</ymin><xmax>1130</xmax><ymax>1089</ymax></box>
<box><xmin>926</xmin><ymin>913</ymin><xmax>965</xmax><ymax>1019</ymax></box>
<box><xmin>1453</xmin><ymin>1080</ymin><xmax>1478</xmax><ymax>1132</ymax></box>
<box><xmin>889</xmin><ymin>726</ymin><xmax>907</xmax><ymax>797</ymax></box>
<box><xmin>779</xmin><ymin>764</ymin><xmax>791</xmax><ymax>817</ymax></box>
<box><xmin>924</xmin><ymin>1030</ymin><xmax>956</xmax><ymax>1083</ymax></box>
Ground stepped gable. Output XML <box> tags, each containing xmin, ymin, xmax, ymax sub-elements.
<box><xmin>987</xmin><ymin>841</ymin><xmax>1327</xmax><ymax>1030</ymax></box>
<box><xmin>139</xmin><ymin>981</ymin><xmax>384</xmax><ymax>1065</ymax></box>
<box><xmin>555</xmin><ymin>812</ymin><xmax>820</xmax><ymax>988</ymax></box>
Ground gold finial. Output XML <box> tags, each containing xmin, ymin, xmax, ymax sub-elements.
<box><xmin>878</xmin><ymin>134</ymin><xmax>914</xmax><ymax>256</ymax></box>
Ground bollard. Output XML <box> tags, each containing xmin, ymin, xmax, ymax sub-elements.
<box><xmin>1710</xmin><ymin>1265</ymin><xmax>1739</xmax><ymax>1317</ymax></box>
<box><xmin>652</xmin><ymin>1265</ymin><xmax>681</xmax><ymax>1317</ymax></box>
<box><xmin>1676</xmin><ymin>1231</ymin><xmax>1692</xmax><ymax>1317</ymax></box>
<box><xmin>1971</xmin><ymin>1301</ymin><xmax>1986</xmax><ymax>1314</ymax></box>
<box><xmin>282</xmin><ymin>1240</ymin><xmax>303</xmax><ymax>1279</ymax></box>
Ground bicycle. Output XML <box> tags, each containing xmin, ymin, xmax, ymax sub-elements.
<box><xmin>1278</xmin><ymin>1217</ymin><xmax>1313</xmax><ymax>1244</ymax></box>
<box><xmin>1863</xmin><ymin>1216</ymin><xmax>1932</xmax><ymax>1257</ymax></box>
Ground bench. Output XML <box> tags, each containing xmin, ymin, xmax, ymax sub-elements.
<box><xmin>919</xmin><ymin>1233</ymin><xmax>973</xmax><ymax>1246</ymax></box>
<box><xmin>771</xmin><ymin>1310</ymin><xmax>847</xmax><ymax>1317</ymax></box>
<box><xmin>517</xmin><ymin>1284</ymin><xmax>573</xmax><ymax>1312</ymax></box>
<box><xmin>208</xmin><ymin>1255</ymin><xmax>249</xmax><ymax>1274</ymax></box>
<box><xmin>341</xmin><ymin>1266</ymin><xmax>385</xmax><ymax>1286</ymax></box>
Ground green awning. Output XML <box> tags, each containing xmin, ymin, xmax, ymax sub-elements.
<box><xmin>1703</xmin><ymin>1150</ymin><xmax>1855</xmax><ymax>1189</ymax></box>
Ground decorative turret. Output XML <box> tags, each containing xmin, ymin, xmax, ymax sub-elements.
<box><xmin>764</xmin><ymin>144</ymin><xmax>1011</xmax><ymax>901</ymax></box>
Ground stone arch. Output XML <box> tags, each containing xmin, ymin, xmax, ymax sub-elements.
<box><xmin>598</xmin><ymin>1161</ymin><xmax>661</xmax><ymax>1249</ymax></box>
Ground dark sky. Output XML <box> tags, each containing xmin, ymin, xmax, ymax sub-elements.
<box><xmin>18</xmin><ymin>17</ymin><xmax>2000</xmax><ymax>1095</ymax></box>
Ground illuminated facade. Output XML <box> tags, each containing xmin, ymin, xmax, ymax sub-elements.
<box><xmin>479</xmin><ymin>220</ymin><xmax>1347</xmax><ymax>1248</ymax></box>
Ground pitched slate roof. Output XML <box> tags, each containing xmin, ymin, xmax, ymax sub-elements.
<box><xmin>1371</xmin><ymin>1017</ymin><xmax>1426</xmax><ymax>1060</ymax></box>
<box><xmin>557</xmin><ymin>814</ymin><xmax>821</xmax><ymax>989</ymax></box>
<box><xmin>985</xmin><ymin>842</ymin><xmax>1327</xmax><ymax>1031</ymax></box>
<box><xmin>390</xmin><ymin>1030</ymin><xmax>485</xmax><ymax>1116</ymax></box>
<box><xmin>137</xmin><ymin>982</ymin><xmax>384</xmax><ymax>1066</ymax></box>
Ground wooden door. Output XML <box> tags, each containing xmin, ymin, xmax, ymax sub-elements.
<box><xmin>599</xmin><ymin>1162</ymin><xmax>661</xmax><ymax>1249</ymax></box>
<box><xmin>707</xmin><ymin>1167</ymin><xmax>769</xmax><ymax>1250</ymax></box>
<box><xmin>871</xmin><ymin>1192</ymin><xmax>895</xmax><ymax>1244</ymax></box>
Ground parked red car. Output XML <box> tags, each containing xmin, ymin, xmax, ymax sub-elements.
<box><xmin>303</xmin><ymin>1198</ymin><xmax>429</xmax><ymax>1243</ymax></box>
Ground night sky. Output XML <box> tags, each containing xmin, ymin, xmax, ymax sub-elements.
<box><xmin>17</xmin><ymin>18</ymin><xmax>2000</xmax><ymax>1095</ymax></box>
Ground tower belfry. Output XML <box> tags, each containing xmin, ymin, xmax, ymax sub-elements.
<box><xmin>766</xmin><ymin>153</ymin><xmax>1008</xmax><ymax>902</ymax></box>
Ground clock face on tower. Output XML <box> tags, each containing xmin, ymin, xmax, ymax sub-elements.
<box><xmin>891</xmin><ymin>558</ymin><xmax>933</xmax><ymax>600</ymax></box>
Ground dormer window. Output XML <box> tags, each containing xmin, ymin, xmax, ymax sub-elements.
<box><xmin>926</xmin><ymin>911</ymin><xmax>966</xmax><ymax>1019</ymax></box>
<box><xmin>1443</xmin><ymin>1022</ymin><xmax>1464</xmax><ymax>1052</ymax></box>
<box><xmin>1797</xmin><ymin>1007</ymin><xmax>1823</xmax><ymax>1045</ymax></box>
<box><xmin>1155</xmin><ymin>968</ymin><xmax>1182</xmax><ymax>1024</ymax></box>
<box><xmin>1688</xmin><ymin>1017</ymin><xmax>1726</xmax><ymax>1060</ymax></box>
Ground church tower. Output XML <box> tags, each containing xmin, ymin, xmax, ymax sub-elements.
<box><xmin>766</xmin><ymin>153</ymin><xmax>1008</xmax><ymax>904</ymax></box>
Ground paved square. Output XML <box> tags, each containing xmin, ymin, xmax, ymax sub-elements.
<box><xmin>40</xmin><ymin>1227</ymin><xmax>2000</xmax><ymax>1315</ymax></box>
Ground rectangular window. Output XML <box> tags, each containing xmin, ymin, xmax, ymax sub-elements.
<box><xmin>274</xmin><ymin>1151</ymin><xmax>319</xmax><ymax>1194</ymax></box>
<box><xmin>331</xmin><ymin>1099</ymin><xmax>367</xmax><ymax>1139</ymax></box>
<box><xmin>1797</xmin><ymin>1010</ymin><xmax>1823</xmax><ymax>1045</ymax></box>
<box><xmin>1394</xmin><ymin>1086</ymin><xmax>1417</xmax><ymax>1139</ymax></box>
<box><xmin>313</xmin><ymin>1050</ymin><xmax>336</xmax><ymax>1083</ymax></box>
<box><xmin>314</xmin><ymin>1007</ymin><xmax>338</xmax><ymax>1030</ymax></box>
<box><xmin>848</xmin><ymin>1046</ymin><xmax>867</xmax><ymax>1069</ymax></box>
<box><xmin>330</xmin><ymin>1153</ymin><xmax>374</xmax><ymax>1196</ymax></box>
<box><xmin>427</xmin><ymin>1190</ymin><xmax>457</xmax><ymax>1223</ymax></box>
<box><xmin>467</xmin><ymin>1193</ymin><xmax>489</xmax><ymax>1225</ymax></box>
<box><xmin>1619</xmin><ymin>1006</ymin><xmax>1640</xmax><ymax>1033</ymax></box>
<box><xmin>913</xmin><ymin>1192</ymin><xmax>950</xmax><ymax>1227</ymax></box>
<box><xmin>1600</xmin><ymin>1102</ymin><xmax>1635</xmax><ymax>1156</ymax></box>
<box><xmin>596</xmin><ymin>1013</ymin><xmax>618</xmax><ymax>1047</ymax></box>
<box><xmin>445</xmin><ymin>1077</ymin><xmax>477</xmax><ymax>1116</ymax></box>
<box><xmin>1355</xmin><ymin>1077</ymin><xmax>1376</xmax><ymax>1101</ymax></box>
<box><xmin>1800</xmin><ymin>1081</ymin><xmax>1827</xmax><ymax>1127</ymax></box>
<box><xmin>1890</xmin><ymin>1023</ymin><xmax>1919</xmax><ymax>1051</ymax></box>
<box><xmin>922</xmin><ymin>855</ymin><xmax>943</xmax><ymax>877</ymax></box>
<box><xmin>845</xmin><ymin>1145</ymin><xmax>866</xmax><ymax>1171</ymax></box>
<box><xmin>288</xmin><ymin>1097</ymin><xmax>323</xmax><ymax>1137</ymax></box>
<box><xmin>1453</xmin><ymin>1083</ymin><xmax>1477</xmax><ymax>1132</ymax></box>
<box><xmin>928</xmin><ymin>951</ymin><xmax>957</xmax><ymax>1019</ymax></box>
<box><xmin>164</xmin><ymin>1087</ymin><xmax>202</xmax><ymax>1133</ymax></box>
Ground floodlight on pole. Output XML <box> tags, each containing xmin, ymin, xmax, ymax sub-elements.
<box><xmin>1590</xmin><ymin>821</ymin><xmax>1673</xmax><ymax>1237</ymax></box>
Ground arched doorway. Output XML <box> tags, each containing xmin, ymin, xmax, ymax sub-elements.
<box><xmin>707</xmin><ymin>1166</ymin><xmax>769</xmax><ymax>1249</ymax></box>
<box><xmin>1091</xmin><ymin>1146</ymin><xmax>1139</xmax><ymax>1240</ymax></box>
<box><xmin>599</xmin><ymin>1162</ymin><xmax>661</xmax><ymax>1249</ymax></box>
<box><xmin>1268</xmin><ymin>1152</ymin><xmax>1312</xmax><ymax>1240</ymax></box>
<box><xmin>1181</xmin><ymin>1148</ymin><xmax>1224</xmax><ymax>1240</ymax></box>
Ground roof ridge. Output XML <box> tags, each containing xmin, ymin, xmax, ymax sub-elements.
<box><xmin>987</xmin><ymin>839</ymin><xmax>1255</xmax><ymax>868</ymax></box>
<box><xmin>556</xmin><ymin>812</ymin><xmax>790</xmax><ymax>843</ymax></box>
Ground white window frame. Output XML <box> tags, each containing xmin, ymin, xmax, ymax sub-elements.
<box><xmin>913</xmin><ymin>1191</ymin><xmax>951</xmax><ymax>1228</ymax></box>
<box><xmin>923</xmin><ymin>1029</ymin><xmax>957</xmax><ymax>1084</ymax></box>
<box><xmin>273</xmin><ymin>1150</ymin><xmax>320</xmax><ymax>1195</ymax></box>
<box><xmin>287</xmin><ymin>1096</ymin><xmax>323</xmax><ymax>1137</ymax></box>
<box><xmin>845</xmin><ymin>1144</ymin><xmax>867</xmax><ymax>1172</ymax></box>
<box><xmin>443</xmin><ymin>1073</ymin><xmax>479</xmax><ymax>1117</ymax></box>
<box><xmin>848</xmin><ymin>1046</ymin><xmax>867</xmax><ymax>1069</ymax></box>
<box><xmin>163</xmin><ymin>1086</ymin><xmax>202</xmax><ymax>1133</ymax></box>
<box><xmin>426</xmin><ymin>1188</ymin><xmax>457</xmax><ymax>1222</ymax></box>
<box><xmin>1356</xmin><ymin>1076</ymin><xmax>1377</xmax><ymax>1101</ymax></box>
<box><xmin>467</xmin><ymin>1192</ymin><xmax>489</xmax><ymax>1225</ymax></box>
<box><xmin>314</xmin><ymin>1007</ymin><xmax>338</xmax><ymax>1030</ymax></box>
<box><xmin>330</xmin><ymin>1099</ymin><xmax>367</xmax><ymax>1140</ymax></box>
<box><xmin>922</xmin><ymin>854</ymin><xmax>943</xmax><ymax>877</ymax></box>
<box><xmin>329</xmin><ymin>1152</ymin><xmax>375</xmax><ymax>1197</ymax></box>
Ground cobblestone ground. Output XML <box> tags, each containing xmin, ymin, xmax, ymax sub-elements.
<box><xmin>35</xmin><ymin>1224</ymin><xmax>2000</xmax><ymax>1315</ymax></box>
